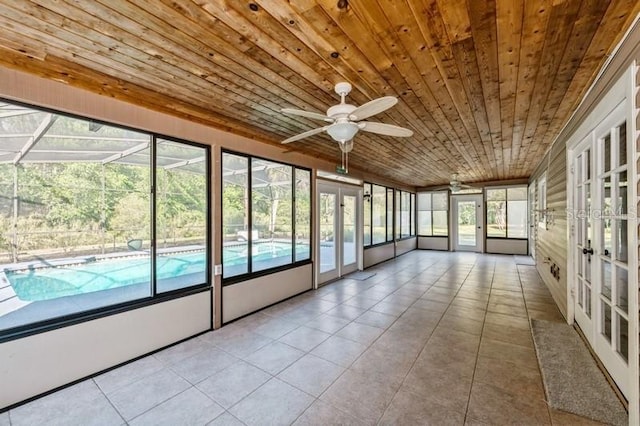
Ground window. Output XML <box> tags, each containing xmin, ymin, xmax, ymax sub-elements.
<box><xmin>363</xmin><ymin>182</ymin><xmax>400</xmax><ymax>246</ymax></box>
<box><xmin>0</xmin><ymin>101</ymin><xmax>210</xmax><ymax>337</ymax></box>
<box><xmin>393</xmin><ymin>190</ymin><xmax>416</xmax><ymax>239</ymax></box>
<box><xmin>486</xmin><ymin>186</ymin><xmax>528</xmax><ymax>238</ymax></box>
<box><xmin>222</xmin><ymin>152</ymin><xmax>310</xmax><ymax>282</ymax></box>
<box><xmin>386</xmin><ymin>188</ymin><xmax>394</xmax><ymax>241</ymax></box>
<box><xmin>395</xmin><ymin>190</ymin><xmax>401</xmax><ymax>240</ymax></box>
<box><xmin>538</xmin><ymin>175</ymin><xmax>547</xmax><ymax>229</ymax></box>
<box><xmin>417</xmin><ymin>191</ymin><xmax>449</xmax><ymax>236</ymax></box>
<box><xmin>410</xmin><ymin>193</ymin><xmax>416</xmax><ymax>236</ymax></box>
<box><xmin>363</xmin><ymin>183</ymin><xmax>372</xmax><ymax>246</ymax></box>
<box><xmin>372</xmin><ymin>184</ymin><xmax>387</xmax><ymax>244</ymax></box>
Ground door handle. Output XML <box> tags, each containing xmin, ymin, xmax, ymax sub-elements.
<box><xmin>582</xmin><ymin>247</ymin><xmax>594</xmax><ymax>255</ymax></box>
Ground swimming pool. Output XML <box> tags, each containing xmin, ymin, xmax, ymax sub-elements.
<box><xmin>7</xmin><ymin>252</ymin><xmax>206</xmax><ymax>301</ymax></box>
<box><xmin>5</xmin><ymin>241</ymin><xmax>310</xmax><ymax>302</ymax></box>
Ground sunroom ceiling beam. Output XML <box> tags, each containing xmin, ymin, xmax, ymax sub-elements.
<box><xmin>101</xmin><ymin>141</ymin><xmax>149</xmax><ymax>164</ymax></box>
<box><xmin>12</xmin><ymin>113</ymin><xmax>57</xmax><ymax>165</ymax></box>
<box><xmin>164</xmin><ymin>156</ymin><xmax>205</xmax><ymax>170</ymax></box>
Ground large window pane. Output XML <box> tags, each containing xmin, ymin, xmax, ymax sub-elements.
<box><xmin>222</xmin><ymin>153</ymin><xmax>249</xmax><ymax>278</ymax></box>
<box><xmin>372</xmin><ymin>185</ymin><xmax>386</xmax><ymax>244</ymax></box>
<box><xmin>410</xmin><ymin>193</ymin><xmax>416</xmax><ymax>236</ymax></box>
<box><xmin>417</xmin><ymin>193</ymin><xmax>431</xmax><ymax>235</ymax></box>
<box><xmin>386</xmin><ymin>188</ymin><xmax>394</xmax><ymax>241</ymax></box>
<box><xmin>507</xmin><ymin>200</ymin><xmax>527</xmax><ymax>238</ymax></box>
<box><xmin>0</xmin><ymin>109</ymin><xmax>152</xmax><ymax>331</ymax></box>
<box><xmin>251</xmin><ymin>159</ymin><xmax>292</xmax><ymax>272</ymax></box>
<box><xmin>432</xmin><ymin>193</ymin><xmax>448</xmax><ymax>211</ymax></box>
<box><xmin>487</xmin><ymin>200</ymin><xmax>506</xmax><ymax>237</ymax></box>
<box><xmin>433</xmin><ymin>211</ymin><xmax>448</xmax><ymax>236</ymax></box>
<box><xmin>418</xmin><ymin>211</ymin><xmax>432</xmax><ymax>236</ymax></box>
<box><xmin>156</xmin><ymin>139</ymin><xmax>207</xmax><ymax>292</ymax></box>
<box><xmin>401</xmin><ymin>191</ymin><xmax>410</xmax><ymax>238</ymax></box>
<box><xmin>395</xmin><ymin>190</ymin><xmax>401</xmax><ymax>239</ymax></box>
<box><xmin>295</xmin><ymin>169</ymin><xmax>311</xmax><ymax>261</ymax></box>
<box><xmin>486</xmin><ymin>186</ymin><xmax>528</xmax><ymax>239</ymax></box>
<box><xmin>363</xmin><ymin>183</ymin><xmax>372</xmax><ymax>247</ymax></box>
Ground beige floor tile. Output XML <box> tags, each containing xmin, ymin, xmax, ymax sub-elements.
<box><xmin>278</xmin><ymin>326</ymin><xmax>331</xmax><ymax>352</ymax></box>
<box><xmin>293</xmin><ymin>400</ymin><xmax>368</xmax><ymax>426</ymax></box>
<box><xmin>277</xmin><ymin>354</ymin><xmax>345</xmax><ymax>397</ymax></box>
<box><xmin>402</xmin><ymin>362</ymin><xmax>474</xmax><ymax>413</ymax></box>
<box><xmin>484</xmin><ymin>311</ymin><xmax>531</xmax><ymax>330</ymax></box>
<box><xmin>354</xmin><ymin>310</ymin><xmax>397</xmax><ymax>329</ymax></box>
<box><xmin>428</xmin><ymin>327</ymin><xmax>481</xmax><ymax>354</ymax></box>
<box><xmin>320</xmin><ymin>369</ymin><xmax>398</xmax><ymax>425</ymax></box>
<box><xmin>379</xmin><ymin>387</ymin><xmax>466</xmax><ymax>426</ymax></box>
<box><xmin>310</xmin><ymin>335</ymin><xmax>368</xmax><ymax>367</ymax></box>
<box><xmin>473</xmin><ymin>356</ymin><xmax>544</xmax><ymax>399</ymax></box>
<box><xmin>478</xmin><ymin>337</ymin><xmax>539</xmax><ymax>370</ymax></box>
<box><xmin>417</xmin><ymin>344</ymin><xmax>478</xmax><ymax>378</ymax></box>
<box><xmin>437</xmin><ymin>314</ymin><xmax>485</xmax><ymax>335</ymax></box>
<box><xmin>487</xmin><ymin>302</ymin><xmax>528</xmax><ymax>318</ymax></box>
<box><xmin>244</xmin><ymin>341</ymin><xmax>304</xmax><ymax>375</ymax></box>
<box><xmin>466</xmin><ymin>381</ymin><xmax>551</xmax><ymax>425</ymax></box>
<box><xmin>481</xmin><ymin>321</ymin><xmax>534</xmax><ymax>348</ymax></box>
<box><xmin>350</xmin><ymin>346</ymin><xmax>417</xmax><ymax>388</ymax></box>
<box><xmin>229</xmin><ymin>378</ymin><xmax>314</xmax><ymax>426</ymax></box>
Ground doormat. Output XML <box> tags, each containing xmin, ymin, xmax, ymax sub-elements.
<box><xmin>347</xmin><ymin>271</ymin><xmax>376</xmax><ymax>281</ymax></box>
<box><xmin>514</xmin><ymin>255</ymin><xmax>535</xmax><ymax>265</ymax></box>
<box><xmin>531</xmin><ymin>319</ymin><xmax>627</xmax><ymax>426</ymax></box>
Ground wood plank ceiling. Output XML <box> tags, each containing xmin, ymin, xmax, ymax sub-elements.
<box><xmin>0</xmin><ymin>0</ymin><xmax>637</xmax><ymax>187</ymax></box>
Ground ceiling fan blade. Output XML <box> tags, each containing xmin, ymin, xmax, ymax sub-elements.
<box><xmin>281</xmin><ymin>108</ymin><xmax>333</xmax><ymax>122</ymax></box>
<box><xmin>358</xmin><ymin>121</ymin><xmax>413</xmax><ymax>137</ymax></box>
<box><xmin>349</xmin><ymin>96</ymin><xmax>397</xmax><ymax>121</ymax></box>
<box><xmin>281</xmin><ymin>126</ymin><xmax>329</xmax><ymax>144</ymax></box>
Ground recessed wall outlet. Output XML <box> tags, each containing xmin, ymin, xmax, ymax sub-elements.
<box><xmin>214</xmin><ymin>264</ymin><xmax>222</xmax><ymax>276</ymax></box>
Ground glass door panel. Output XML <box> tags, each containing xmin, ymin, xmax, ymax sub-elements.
<box><xmin>317</xmin><ymin>182</ymin><xmax>361</xmax><ymax>285</ymax></box>
<box><xmin>572</xmin><ymin>97</ymin><xmax>631</xmax><ymax>400</ymax></box>
<box><xmin>457</xmin><ymin>201</ymin><xmax>476</xmax><ymax>246</ymax></box>
<box><xmin>342</xmin><ymin>194</ymin><xmax>356</xmax><ymax>267</ymax></box>
<box><xmin>319</xmin><ymin>191</ymin><xmax>337</xmax><ymax>275</ymax></box>
<box><xmin>453</xmin><ymin>195</ymin><xmax>483</xmax><ymax>252</ymax></box>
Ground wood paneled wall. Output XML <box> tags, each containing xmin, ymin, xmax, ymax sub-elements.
<box><xmin>530</xmin><ymin>141</ymin><xmax>568</xmax><ymax>317</ymax></box>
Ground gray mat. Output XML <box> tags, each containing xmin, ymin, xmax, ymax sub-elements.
<box><xmin>531</xmin><ymin>319</ymin><xmax>627</xmax><ymax>426</ymax></box>
<box><xmin>347</xmin><ymin>271</ymin><xmax>376</xmax><ymax>281</ymax></box>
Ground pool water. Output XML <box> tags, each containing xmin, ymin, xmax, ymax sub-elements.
<box><xmin>7</xmin><ymin>242</ymin><xmax>310</xmax><ymax>302</ymax></box>
<box><xmin>8</xmin><ymin>252</ymin><xmax>206</xmax><ymax>302</ymax></box>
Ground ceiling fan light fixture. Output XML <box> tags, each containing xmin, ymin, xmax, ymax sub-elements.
<box><xmin>327</xmin><ymin>121</ymin><xmax>359</xmax><ymax>142</ymax></box>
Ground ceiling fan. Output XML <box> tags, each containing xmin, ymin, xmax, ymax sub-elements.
<box><xmin>280</xmin><ymin>82</ymin><xmax>413</xmax><ymax>151</ymax></box>
<box><xmin>431</xmin><ymin>174</ymin><xmax>474</xmax><ymax>192</ymax></box>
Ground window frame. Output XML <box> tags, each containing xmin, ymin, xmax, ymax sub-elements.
<box><xmin>417</xmin><ymin>191</ymin><xmax>449</xmax><ymax>237</ymax></box>
<box><xmin>363</xmin><ymin>182</ymin><xmax>398</xmax><ymax>249</ymax></box>
<box><xmin>395</xmin><ymin>189</ymin><xmax>415</xmax><ymax>240</ymax></box>
<box><xmin>538</xmin><ymin>175</ymin><xmax>547</xmax><ymax>229</ymax></box>
<box><xmin>485</xmin><ymin>185</ymin><xmax>528</xmax><ymax>240</ymax></box>
<box><xmin>221</xmin><ymin>149</ymin><xmax>312</xmax><ymax>285</ymax></box>
<box><xmin>0</xmin><ymin>97</ymin><xmax>212</xmax><ymax>343</ymax></box>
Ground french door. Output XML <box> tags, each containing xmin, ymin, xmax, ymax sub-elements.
<box><xmin>571</xmin><ymin>100</ymin><xmax>630</xmax><ymax>398</ymax></box>
<box><xmin>452</xmin><ymin>194</ymin><xmax>483</xmax><ymax>252</ymax></box>
<box><xmin>317</xmin><ymin>181</ymin><xmax>361</xmax><ymax>285</ymax></box>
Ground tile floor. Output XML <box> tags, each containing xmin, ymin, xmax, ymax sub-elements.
<box><xmin>3</xmin><ymin>251</ymin><xmax>606</xmax><ymax>425</ymax></box>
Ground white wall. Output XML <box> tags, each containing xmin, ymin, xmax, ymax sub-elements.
<box><xmin>396</xmin><ymin>237</ymin><xmax>417</xmax><ymax>256</ymax></box>
<box><xmin>485</xmin><ymin>239</ymin><xmax>528</xmax><ymax>255</ymax></box>
<box><xmin>0</xmin><ymin>291</ymin><xmax>210</xmax><ymax>409</ymax></box>
<box><xmin>222</xmin><ymin>264</ymin><xmax>312</xmax><ymax>323</ymax></box>
<box><xmin>418</xmin><ymin>236</ymin><xmax>448</xmax><ymax>251</ymax></box>
<box><xmin>363</xmin><ymin>243</ymin><xmax>395</xmax><ymax>268</ymax></box>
